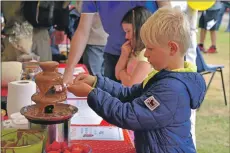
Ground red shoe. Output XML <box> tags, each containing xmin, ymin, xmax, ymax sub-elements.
<box><xmin>198</xmin><ymin>44</ymin><xmax>206</xmax><ymax>52</ymax></box>
<box><xmin>207</xmin><ymin>46</ymin><xmax>217</xmax><ymax>53</ymax></box>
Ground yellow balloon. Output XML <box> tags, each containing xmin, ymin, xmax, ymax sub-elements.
<box><xmin>188</xmin><ymin>0</ymin><xmax>216</xmax><ymax>11</ymax></box>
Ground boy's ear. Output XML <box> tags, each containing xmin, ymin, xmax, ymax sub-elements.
<box><xmin>168</xmin><ymin>41</ymin><xmax>179</xmax><ymax>56</ymax></box>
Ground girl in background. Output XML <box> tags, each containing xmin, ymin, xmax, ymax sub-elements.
<box><xmin>115</xmin><ymin>7</ymin><xmax>153</xmax><ymax>86</ymax></box>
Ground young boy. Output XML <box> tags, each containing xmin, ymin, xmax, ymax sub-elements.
<box><xmin>68</xmin><ymin>7</ymin><xmax>206</xmax><ymax>153</ymax></box>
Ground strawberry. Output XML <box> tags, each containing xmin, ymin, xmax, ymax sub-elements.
<box><xmin>51</xmin><ymin>141</ymin><xmax>61</xmax><ymax>151</ymax></box>
<box><xmin>46</xmin><ymin>145</ymin><xmax>52</xmax><ymax>152</ymax></box>
<box><xmin>61</xmin><ymin>142</ymin><xmax>68</xmax><ymax>148</ymax></box>
<box><xmin>72</xmin><ymin>146</ymin><xmax>84</xmax><ymax>153</ymax></box>
<box><xmin>61</xmin><ymin>141</ymin><xmax>68</xmax><ymax>152</ymax></box>
<box><xmin>71</xmin><ymin>151</ymin><xmax>83</xmax><ymax>153</ymax></box>
<box><xmin>63</xmin><ymin>149</ymin><xmax>71</xmax><ymax>153</ymax></box>
<box><xmin>47</xmin><ymin>151</ymin><xmax>60</xmax><ymax>153</ymax></box>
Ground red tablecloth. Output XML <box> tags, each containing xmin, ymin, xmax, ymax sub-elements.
<box><xmin>58</xmin><ymin>63</ymin><xmax>89</xmax><ymax>74</ymax></box>
<box><xmin>1</xmin><ymin>87</ymin><xmax>7</xmax><ymax>97</ymax></box>
<box><xmin>71</xmin><ymin>122</ymin><xmax>135</xmax><ymax>153</ymax></box>
<box><xmin>2</xmin><ymin>63</ymin><xmax>136</xmax><ymax>153</ymax></box>
<box><xmin>68</xmin><ymin>97</ymin><xmax>135</xmax><ymax>153</ymax></box>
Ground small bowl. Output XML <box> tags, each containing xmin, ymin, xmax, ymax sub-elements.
<box><xmin>1</xmin><ymin>129</ymin><xmax>45</xmax><ymax>153</ymax></box>
<box><xmin>70</xmin><ymin>142</ymin><xmax>92</xmax><ymax>153</ymax></box>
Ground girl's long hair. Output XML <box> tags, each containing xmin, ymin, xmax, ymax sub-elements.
<box><xmin>122</xmin><ymin>6</ymin><xmax>152</xmax><ymax>54</ymax></box>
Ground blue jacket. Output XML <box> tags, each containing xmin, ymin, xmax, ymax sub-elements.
<box><xmin>87</xmin><ymin>70</ymin><xmax>206</xmax><ymax>153</ymax></box>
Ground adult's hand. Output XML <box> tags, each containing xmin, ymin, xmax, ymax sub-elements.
<box><xmin>63</xmin><ymin>69</ymin><xmax>74</xmax><ymax>85</ymax></box>
<box><xmin>63</xmin><ymin>13</ymin><xmax>94</xmax><ymax>87</ymax></box>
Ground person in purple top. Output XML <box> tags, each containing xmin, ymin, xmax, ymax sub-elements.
<box><xmin>63</xmin><ymin>1</ymin><xmax>171</xmax><ymax>84</ymax></box>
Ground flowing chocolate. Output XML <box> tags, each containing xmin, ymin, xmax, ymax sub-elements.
<box><xmin>21</xmin><ymin>61</ymin><xmax>77</xmax><ymax>123</ymax></box>
<box><xmin>31</xmin><ymin>61</ymin><xmax>67</xmax><ymax>113</ymax></box>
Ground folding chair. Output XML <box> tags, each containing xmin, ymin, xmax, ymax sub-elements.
<box><xmin>196</xmin><ymin>47</ymin><xmax>227</xmax><ymax>106</ymax></box>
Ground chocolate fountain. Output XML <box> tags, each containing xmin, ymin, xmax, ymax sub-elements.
<box><xmin>20</xmin><ymin>61</ymin><xmax>78</xmax><ymax>146</ymax></box>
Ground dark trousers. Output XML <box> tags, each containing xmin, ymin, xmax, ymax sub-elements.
<box><xmin>103</xmin><ymin>52</ymin><xmax>120</xmax><ymax>82</ymax></box>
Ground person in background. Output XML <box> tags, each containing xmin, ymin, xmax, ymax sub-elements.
<box><xmin>67</xmin><ymin>7</ymin><xmax>206</xmax><ymax>153</ymax></box>
<box><xmin>1</xmin><ymin>1</ymin><xmax>70</xmax><ymax>62</ymax></box>
<box><xmin>63</xmin><ymin>1</ymin><xmax>171</xmax><ymax>84</ymax></box>
<box><xmin>226</xmin><ymin>8</ymin><xmax>230</xmax><ymax>32</ymax></box>
<box><xmin>216</xmin><ymin>1</ymin><xmax>230</xmax><ymax>32</ymax></box>
<box><xmin>1</xmin><ymin>21</ymin><xmax>39</xmax><ymax>62</ymax></box>
<box><xmin>23</xmin><ymin>1</ymin><xmax>70</xmax><ymax>61</ymax></box>
<box><xmin>48</xmin><ymin>27</ymin><xmax>67</xmax><ymax>63</ymax></box>
<box><xmin>75</xmin><ymin>1</ymin><xmax>108</xmax><ymax>76</ymax></box>
<box><xmin>1</xmin><ymin>2</ymin><xmax>38</xmax><ymax>61</ymax></box>
<box><xmin>226</xmin><ymin>9</ymin><xmax>230</xmax><ymax>32</ymax></box>
<box><xmin>115</xmin><ymin>7</ymin><xmax>152</xmax><ymax>86</ymax></box>
<box><xmin>198</xmin><ymin>2</ymin><xmax>222</xmax><ymax>53</ymax></box>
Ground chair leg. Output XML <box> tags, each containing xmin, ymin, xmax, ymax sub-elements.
<box><xmin>206</xmin><ymin>71</ymin><xmax>216</xmax><ymax>92</ymax></box>
<box><xmin>219</xmin><ymin>68</ymin><xmax>227</xmax><ymax>106</ymax></box>
<box><xmin>198</xmin><ymin>72</ymin><xmax>216</xmax><ymax>110</ymax></box>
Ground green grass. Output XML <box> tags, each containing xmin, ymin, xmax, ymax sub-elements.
<box><xmin>196</xmin><ymin>25</ymin><xmax>230</xmax><ymax>153</ymax></box>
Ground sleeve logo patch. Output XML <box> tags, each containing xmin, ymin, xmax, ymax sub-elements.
<box><xmin>144</xmin><ymin>96</ymin><xmax>160</xmax><ymax>111</ymax></box>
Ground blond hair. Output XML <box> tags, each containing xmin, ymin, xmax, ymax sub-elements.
<box><xmin>140</xmin><ymin>7</ymin><xmax>191</xmax><ymax>55</ymax></box>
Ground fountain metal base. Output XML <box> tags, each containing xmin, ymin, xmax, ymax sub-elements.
<box><xmin>20</xmin><ymin>103</ymin><xmax>78</xmax><ymax>125</ymax></box>
<box><xmin>21</xmin><ymin>103</ymin><xmax>78</xmax><ymax>149</ymax></box>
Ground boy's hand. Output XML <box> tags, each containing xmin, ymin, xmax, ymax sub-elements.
<box><xmin>74</xmin><ymin>73</ymin><xmax>96</xmax><ymax>87</ymax></box>
<box><xmin>67</xmin><ymin>82</ymin><xmax>93</xmax><ymax>97</ymax></box>
<box><xmin>121</xmin><ymin>41</ymin><xmax>132</xmax><ymax>57</ymax></box>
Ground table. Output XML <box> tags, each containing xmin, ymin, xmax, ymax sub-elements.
<box><xmin>0</xmin><ymin>64</ymin><xmax>89</xmax><ymax>97</ymax></box>
<box><xmin>68</xmin><ymin>98</ymin><xmax>135</xmax><ymax>153</ymax></box>
<box><xmin>1</xmin><ymin>64</ymin><xmax>88</xmax><ymax>120</ymax></box>
<box><xmin>58</xmin><ymin>63</ymin><xmax>89</xmax><ymax>74</ymax></box>
<box><xmin>2</xmin><ymin>63</ymin><xmax>136</xmax><ymax>153</ymax></box>
<box><xmin>1</xmin><ymin>87</ymin><xmax>7</xmax><ymax>97</ymax></box>
<box><xmin>64</xmin><ymin>64</ymin><xmax>135</xmax><ymax>153</ymax></box>
<box><xmin>71</xmin><ymin>126</ymin><xmax>135</xmax><ymax>153</ymax></box>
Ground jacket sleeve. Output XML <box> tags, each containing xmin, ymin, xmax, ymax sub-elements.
<box><xmin>88</xmin><ymin>80</ymin><xmax>186</xmax><ymax>131</ymax></box>
<box><xmin>95</xmin><ymin>75</ymin><xmax>143</xmax><ymax>102</ymax></box>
